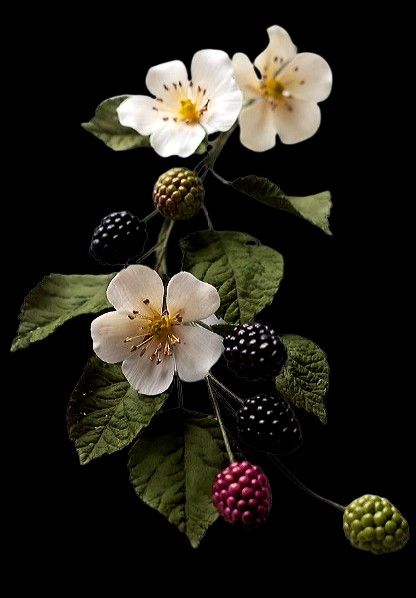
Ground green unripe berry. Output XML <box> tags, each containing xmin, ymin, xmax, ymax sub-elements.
<box><xmin>343</xmin><ymin>495</ymin><xmax>409</xmax><ymax>554</ymax></box>
<box><xmin>153</xmin><ymin>167</ymin><xmax>204</xmax><ymax>220</ymax></box>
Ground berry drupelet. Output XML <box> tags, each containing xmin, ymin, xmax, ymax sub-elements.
<box><xmin>153</xmin><ymin>167</ymin><xmax>204</xmax><ymax>220</ymax></box>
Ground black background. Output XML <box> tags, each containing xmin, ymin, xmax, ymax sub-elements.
<box><xmin>7</xmin><ymin>6</ymin><xmax>413</xmax><ymax>589</ymax></box>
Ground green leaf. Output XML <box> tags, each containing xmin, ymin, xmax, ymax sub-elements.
<box><xmin>82</xmin><ymin>96</ymin><xmax>150</xmax><ymax>151</ymax></box>
<box><xmin>128</xmin><ymin>410</ymin><xmax>227</xmax><ymax>548</ymax></box>
<box><xmin>181</xmin><ymin>230</ymin><xmax>284</xmax><ymax>324</ymax></box>
<box><xmin>231</xmin><ymin>175</ymin><xmax>332</xmax><ymax>235</ymax></box>
<box><xmin>11</xmin><ymin>274</ymin><xmax>114</xmax><ymax>352</ymax></box>
<box><xmin>276</xmin><ymin>335</ymin><xmax>329</xmax><ymax>424</ymax></box>
<box><xmin>68</xmin><ymin>357</ymin><xmax>169</xmax><ymax>465</ymax></box>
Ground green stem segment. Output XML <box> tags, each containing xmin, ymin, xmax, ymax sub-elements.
<box><xmin>270</xmin><ymin>456</ymin><xmax>346</xmax><ymax>512</ymax></box>
<box><xmin>155</xmin><ymin>219</ymin><xmax>174</xmax><ymax>276</ymax></box>
<box><xmin>206</xmin><ymin>376</ymin><xmax>234</xmax><ymax>463</ymax></box>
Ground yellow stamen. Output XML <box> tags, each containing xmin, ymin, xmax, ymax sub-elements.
<box><xmin>179</xmin><ymin>99</ymin><xmax>200</xmax><ymax>124</ymax></box>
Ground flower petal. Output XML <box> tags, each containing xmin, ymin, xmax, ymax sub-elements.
<box><xmin>146</xmin><ymin>60</ymin><xmax>188</xmax><ymax>99</ymax></box>
<box><xmin>280</xmin><ymin>53</ymin><xmax>332</xmax><ymax>102</ymax></box>
<box><xmin>174</xmin><ymin>326</ymin><xmax>224</xmax><ymax>382</ymax></box>
<box><xmin>232</xmin><ymin>53</ymin><xmax>261</xmax><ymax>100</ymax></box>
<box><xmin>91</xmin><ymin>311</ymin><xmax>137</xmax><ymax>364</ymax></box>
<box><xmin>201</xmin><ymin>86</ymin><xmax>242</xmax><ymax>134</ymax></box>
<box><xmin>201</xmin><ymin>314</ymin><xmax>225</xmax><ymax>326</ymax></box>
<box><xmin>106</xmin><ymin>265</ymin><xmax>164</xmax><ymax>315</ymax></box>
<box><xmin>273</xmin><ymin>99</ymin><xmax>321</xmax><ymax>144</ymax></box>
<box><xmin>122</xmin><ymin>350</ymin><xmax>175</xmax><ymax>395</ymax></box>
<box><xmin>150</xmin><ymin>121</ymin><xmax>205</xmax><ymax>158</ymax></box>
<box><xmin>117</xmin><ymin>95</ymin><xmax>162</xmax><ymax>135</ymax></box>
<box><xmin>238</xmin><ymin>100</ymin><xmax>277</xmax><ymax>152</ymax></box>
<box><xmin>191</xmin><ymin>49</ymin><xmax>236</xmax><ymax>96</ymax></box>
<box><xmin>167</xmin><ymin>271</ymin><xmax>220</xmax><ymax>323</ymax></box>
<box><xmin>254</xmin><ymin>25</ymin><xmax>297</xmax><ymax>76</ymax></box>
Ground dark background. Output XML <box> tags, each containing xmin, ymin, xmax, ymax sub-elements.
<box><xmin>6</xmin><ymin>6</ymin><xmax>413</xmax><ymax>589</ymax></box>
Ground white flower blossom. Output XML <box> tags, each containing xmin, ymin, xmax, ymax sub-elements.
<box><xmin>91</xmin><ymin>266</ymin><xmax>224</xmax><ymax>395</ymax></box>
<box><xmin>233</xmin><ymin>25</ymin><xmax>332</xmax><ymax>150</ymax></box>
<box><xmin>117</xmin><ymin>50</ymin><xmax>242</xmax><ymax>158</ymax></box>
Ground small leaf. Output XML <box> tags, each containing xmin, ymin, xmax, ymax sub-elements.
<box><xmin>231</xmin><ymin>175</ymin><xmax>332</xmax><ymax>235</ymax></box>
<box><xmin>68</xmin><ymin>357</ymin><xmax>169</xmax><ymax>465</ymax></box>
<box><xmin>181</xmin><ymin>230</ymin><xmax>284</xmax><ymax>324</ymax></box>
<box><xmin>11</xmin><ymin>273</ymin><xmax>114</xmax><ymax>352</ymax></box>
<box><xmin>82</xmin><ymin>96</ymin><xmax>150</xmax><ymax>151</ymax></box>
<box><xmin>128</xmin><ymin>410</ymin><xmax>227</xmax><ymax>548</ymax></box>
<box><xmin>276</xmin><ymin>335</ymin><xmax>329</xmax><ymax>424</ymax></box>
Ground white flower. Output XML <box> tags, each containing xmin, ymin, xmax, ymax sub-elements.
<box><xmin>91</xmin><ymin>265</ymin><xmax>224</xmax><ymax>395</ymax></box>
<box><xmin>233</xmin><ymin>25</ymin><xmax>332</xmax><ymax>150</ymax></box>
<box><xmin>117</xmin><ymin>50</ymin><xmax>243</xmax><ymax>158</ymax></box>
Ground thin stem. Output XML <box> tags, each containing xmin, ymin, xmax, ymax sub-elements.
<box><xmin>206</xmin><ymin>376</ymin><xmax>234</xmax><ymax>463</ymax></box>
<box><xmin>208</xmin><ymin>373</ymin><xmax>244</xmax><ymax>405</ymax></box>
<box><xmin>202</xmin><ymin>205</ymin><xmax>214</xmax><ymax>230</ymax></box>
<box><xmin>155</xmin><ymin>219</ymin><xmax>174</xmax><ymax>275</ymax></box>
<box><xmin>141</xmin><ymin>208</ymin><xmax>159</xmax><ymax>223</ymax></box>
<box><xmin>196</xmin><ymin>122</ymin><xmax>238</xmax><ymax>177</ymax></box>
<box><xmin>175</xmin><ymin>374</ymin><xmax>184</xmax><ymax>409</ymax></box>
<box><xmin>270</xmin><ymin>455</ymin><xmax>346</xmax><ymax>512</ymax></box>
<box><xmin>210</xmin><ymin>168</ymin><xmax>231</xmax><ymax>186</ymax></box>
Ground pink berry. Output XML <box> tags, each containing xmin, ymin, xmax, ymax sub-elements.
<box><xmin>212</xmin><ymin>461</ymin><xmax>272</xmax><ymax>528</ymax></box>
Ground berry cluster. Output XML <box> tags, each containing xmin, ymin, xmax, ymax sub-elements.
<box><xmin>90</xmin><ymin>211</ymin><xmax>144</xmax><ymax>265</ymax></box>
<box><xmin>223</xmin><ymin>323</ymin><xmax>287</xmax><ymax>380</ymax></box>
<box><xmin>237</xmin><ymin>393</ymin><xmax>302</xmax><ymax>454</ymax></box>
<box><xmin>343</xmin><ymin>495</ymin><xmax>409</xmax><ymax>554</ymax></box>
<box><xmin>153</xmin><ymin>167</ymin><xmax>204</xmax><ymax>220</ymax></box>
<box><xmin>212</xmin><ymin>461</ymin><xmax>272</xmax><ymax>527</ymax></box>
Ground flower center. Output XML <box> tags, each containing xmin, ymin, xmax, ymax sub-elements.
<box><xmin>124</xmin><ymin>303</ymin><xmax>183</xmax><ymax>364</ymax></box>
<box><xmin>149</xmin><ymin>312</ymin><xmax>176</xmax><ymax>338</ymax></box>
<box><xmin>263</xmin><ymin>78</ymin><xmax>285</xmax><ymax>101</ymax></box>
<box><xmin>179</xmin><ymin>99</ymin><xmax>200</xmax><ymax>124</ymax></box>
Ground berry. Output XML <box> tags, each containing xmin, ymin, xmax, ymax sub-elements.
<box><xmin>212</xmin><ymin>461</ymin><xmax>272</xmax><ymax>527</ymax></box>
<box><xmin>223</xmin><ymin>322</ymin><xmax>287</xmax><ymax>380</ymax></box>
<box><xmin>153</xmin><ymin>167</ymin><xmax>204</xmax><ymax>220</ymax></box>
<box><xmin>237</xmin><ymin>393</ymin><xmax>302</xmax><ymax>454</ymax></box>
<box><xmin>90</xmin><ymin>211</ymin><xmax>145</xmax><ymax>265</ymax></box>
<box><xmin>343</xmin><ymin>495</ymin><xmax>409</xmax><ymax>554</ymax></box>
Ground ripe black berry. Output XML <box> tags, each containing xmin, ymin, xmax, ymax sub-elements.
<box><xmin>90</xmin><ymin>211</ymin><xmax>145</xmax><ymax>265</ymax></box>
<box><xmin>223</xmin><ymin>322</ymin><xmax>287</xmax><ymax>380</ymax></box>
<box><xmin>237</xmin><ymin>393</ymin><xmax>302</xmax><ymax>454</ymax></box>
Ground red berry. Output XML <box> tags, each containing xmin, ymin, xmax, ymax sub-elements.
<box><xmin>212</xmin><ymin>461</ymin><xmax>272</xmax><ymax>527</ymax></box>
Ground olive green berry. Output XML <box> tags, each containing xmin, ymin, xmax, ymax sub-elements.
<box><xmin>343</xmin><ymin>495</ymin><xmax>409</xmax><ymax>554</ymax></box>
<box><xmin>153</xmin><ymin>167</ymin><xmax>204</xmax><ymax>220</ymax></box>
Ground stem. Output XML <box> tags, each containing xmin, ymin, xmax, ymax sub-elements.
<box><xmin>155</xmin><ymin>219</ymin><xmax>174</xmax><ymax>275</ymax></box>
<box><xmin>196</xmin><ymin>122</ymin><xmax>238</xmax><ymax>178</ymax></box>
<box><xmin>208</xmin><ymin>373</ymin><xmax>244</xmax><ymax>405</ymax></box>
<box><xmin>206</xmin><ymin>376</ymin><xmax>234</xmax><ymax>462</ymax></box>
<box><xmin>210</xmin><ymin>168</ymin><xmax>231</xmax><ymax>186</ymax></box>
<box><xmin>270</xmin><ymin>455</ymin><xmax>346</xmax><ymax>512</ymax></box>
<box><xmin>141</xmin><ymin>208</ymin><xmax>159</xmax><ymax>223</ymax></box>
<box><xmin>202</xmin><ymin>205</ymin><xmax>214</xmax><ymax>230</ymax></box>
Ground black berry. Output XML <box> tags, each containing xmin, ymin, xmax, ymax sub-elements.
<box><xmin>90</xmin><ymin>211</ymin><xmax>145</xmax><ymax>265</ymax></box>
<box><xmin>223</xmin><ymin>322</ymin><xmax>287</xmax><ymax>380</ymax></box>
<box><xmin>237</xmin><ymin>393</ymin><xmax>302</xmax><ymax>454</ymax></box>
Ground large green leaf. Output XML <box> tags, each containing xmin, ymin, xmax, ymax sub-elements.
<box><xmin>11</xmin><ymin>273</ymin><xmax>113</xmax><ymax>352</ymax></box>
<box><xmin>68</xmin><ymin>357</ymin><xmax>169</xmax><ymax>465</ymax></box>
<box><xmin>82</xmin><ymin>96</ymin><xmax>150</xmax><ymax>151</ymax></box>
<box><xmin>181</xmin><ymin>230</ymin><xmax>284</xmax><ymax>324</ymax></box>
<box><xmin>231</xmin><ymin>176</ymin><xmax>332</xmax><ymax>235</ymax></box>
<box><xmin>276</xmin><ymin>335</ymin><xmax>329</xmax><ymax>424</ymax></box>
<box><xmin>128</xmin><ymin>410</ymin><xmax>227</xmax><ymax>548</ymax></box>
